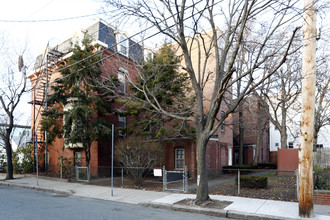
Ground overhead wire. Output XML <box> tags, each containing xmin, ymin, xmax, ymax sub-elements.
<box><xmin>29</xmin><ymin>0</ymin><xmax>309</xmax><ymax>94</ymax></box>
<box><xmin>0</xmin><ymin>11</ymin><xmax>112</xmax><ymax>23</ymax></box>
<box><xmin>29</xmin><ymin>0</ymin><xmax>208</xmax><ymax>86</ymax></box>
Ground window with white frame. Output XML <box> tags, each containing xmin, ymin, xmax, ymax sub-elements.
<box><xmin>118</xmin><ymin>69</ymin><xmax>126</xmax><ymax>93</ymax></box>
<box><xmin>74</xmin><ymin>151</ymin><xmax>81</xmax><ymax>166</ymax></box>
<box><xmin>175</xmin><ymin>147</ymin><xmax>185</xmax><ymax>170</ymax></box>
<box><xmin>117</xmin><ymin>34</ymin><xmax>128</xmax><ymax>56</ymax></box>
<box><xmin>63</xmin><ymin>97</ymin><xmax>83</xmax><ymax>148</ymax></box>
<box><xmin>118</xmin><ymin>115</ymin><xmax>126</xmax><ymax>136</ymax></box>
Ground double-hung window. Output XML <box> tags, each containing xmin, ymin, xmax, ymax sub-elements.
<box><xmin>118</xmin><ymin>115</ymin><xmax>126</xmax><ymax>136</ymax></box>
<box><xmin>175</xmin><ymin>147</ymin><xmax>185</xmax><ymax>170</ymax></box>
<box><xmin>117</xmin><ymin>34</ymin><xmax>128</xmax><ymax>56</ymax></box>
<box><xmin>118</xmin><ymin>69</ymin><xmax>127</xmax><ymax>93</ymax></box>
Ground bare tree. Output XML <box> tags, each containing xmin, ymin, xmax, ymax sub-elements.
<box><xmin>102</xmin><ymin>0</ymin><xmax>301</xmax><ymax>203</ymax></box>
<box><xmin>313</xmin><ymin>53</ymin><xmax>330</xmax><ymax>151</ymax></box>
<box><xmin>313</xmin><ymin>40</ymin><xmax>330</xmax><ymax>151</ymax></box>
<box><xmin>115</xmin><ymin>136</ymin><xmax>163</xmax><ymax>186</ymax></box>
<box><xmin>258</xmin><ymin>51</ymin><xmax>302</xmax><ymax>149</ymax></box>
<box><xmin>0</xmin><ymin>56</ymin><xmax>27</xmax><ymax>179</ymax></box>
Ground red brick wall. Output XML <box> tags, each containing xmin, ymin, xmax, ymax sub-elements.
<box><xmin>277</xmin><ymin>148</ymin><xmax>298</xmax><ymax>171</ymax></box>
<box><xmin>32</xmin><ymin>49</ymin><xmax>140</xmax><ymax>177</ymax></box>
<box><xmin>163</xmin><ymin>138</ymin><xmax>232</xmax><ymax>178</ymax></box>
<box><xmin>314</xmin><ymin>191</ymin><xmax>330</xmax><ymax>205</ymax></box>
<box><xmin>232</xmin><ymin>96</ymin><xmax>270</xmax><ymax>164</ymax></box>
<box><xmin>269</xmin><ymin>151</ymin><xmax>277</xmax><ymax>164</ymax></box>
<box><xmin>163</xmin><ymin>138</ymin><xmax>195</xmax><ymax>171</ymax></box>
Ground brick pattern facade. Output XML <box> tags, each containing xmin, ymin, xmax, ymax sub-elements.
<box><xmin>314</xmin><ymin>191</ymin><xmax>330</xmax><ymax>205</ymax></box>
<box><xmin>232</xmin><ymin>96</ymin><xmax>270</xmax><ymax>164</ymax></box>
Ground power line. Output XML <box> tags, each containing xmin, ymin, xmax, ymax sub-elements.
<box><xmin>30</xmin><ymin>0</ymin><xmax>210</xmax><ymax>87</ymax></box>
<box><xmin>0</xmin><ymin>11</ymin><xmax>111</xmax><ymax>23</ymax></box>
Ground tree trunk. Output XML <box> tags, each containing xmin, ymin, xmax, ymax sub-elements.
<box><xmin>5</xmin><ymin>132</ymin><xmax>14</xmax><ymax>179</ymax></box>
<box><xmin>238</xmin><ymin>103</ymin><xmax>244</xmax><ymax>165</ymax></box>
<box><xmin>313</xmin><ymin>126</ymin><xmax>319</xmax><ymax>151</ymax></box>
<box><xmin>280</xmin><ymin>129</ymin><xmax>287</xmax><ymax>149</ymax></box>
<box><xmin>195</xmin><ymin>133</ymin><xmax>210</xmax><ymax>204</ymax></box>
<box><xmin>280</xmin><ymin>106</ymin><xmax>287</xmax><ymax>149</ymax></box>
<box><xmin>254</xmin><ymin>100</ymin><xmax>262</xmax><ymax>164</ymax></box>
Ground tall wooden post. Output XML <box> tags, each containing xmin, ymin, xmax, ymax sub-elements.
<box><xmin>299</xmin><ymin>0</ymin><xmax>317</xmax><ymax>217</ymax></box>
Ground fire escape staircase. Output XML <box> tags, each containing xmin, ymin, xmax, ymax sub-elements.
<box><xmin>30</xmin><ymin>48</ymin><xmax>64</xmax><ymax>144</ymax></box>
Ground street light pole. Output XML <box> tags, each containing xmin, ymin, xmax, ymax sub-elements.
<box><xmin>299</xmin><ymin>0</ymin><xmax>317</xmax><ymax>217</ymax></box>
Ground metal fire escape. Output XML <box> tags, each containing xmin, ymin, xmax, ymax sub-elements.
<box><xmin>30</xmin><ymin>45</ymin><xmax>64</xmax><ymax>172</ymax></box>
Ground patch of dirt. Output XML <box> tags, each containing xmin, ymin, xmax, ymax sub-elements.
<box><xmin>175</xmin><ymin>198</ymin><xmax>232</xmax><ymax>209</ymax></box>
<box><xmin>209</xmin><ymin>175</ymin><xmax>297</xmax><ymax>202</ymax></box>
<box><xmin>90</xmin><ymin>176</ymin><xmax>164</xmax><ymax>192</ymax></box>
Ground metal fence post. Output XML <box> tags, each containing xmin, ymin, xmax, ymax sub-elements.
<box><xmin>76</xmin><ymin>165</ymin><xmax>78</xmax><ymax>181</ymax></box>
<box><xmin>238</xmin><ymin>169</ymin><xmax>240</xmax><ymax>195</ymax></box>
<box><xmin>87</xmin><ymin>165</ymin><xmax>90</xmax><ymax>183</ymax></box>
<box><xmin>60</xmin><ymin>157</ymin><xmax>63</xmax><ymax>179</ymax></box>
<box><xmin>36</xmin><ymin>134</ymin><xmax>38</xmax><ymax>186</ymax></box>
<box><xmin>296</xmin><ymin>169</ymin><xmax>299</xmax><ymax>200</ymax></box>
<box><xmin>163</xmin><ymin>166</ymin><xmax>166</xmax><ymax>191</ymax></box>
<box><xmin>184</xmin><ymin>166</ymin><xmax>188</xmax><ymax>193</ymax></box>
<box><xmin>121</xmin><ymin>167</ymin><xmax>124</xmax><ymax>188</ymax></box>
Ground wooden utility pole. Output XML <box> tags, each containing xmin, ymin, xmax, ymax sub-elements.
<box><xmin>299</xmin><ymin>0</ymin><xmax>317</xmax><ymax>217</ymax></box>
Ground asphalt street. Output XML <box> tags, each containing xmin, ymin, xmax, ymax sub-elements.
<box><xmin>0</xmin><ymin>185</ymin><xmax>228</xmax><ymax>220</ymax></box>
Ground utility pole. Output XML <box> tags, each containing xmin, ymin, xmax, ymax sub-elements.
<box><xmin>299</xmin><ymin>0</ymin><xmax>317</xmax><ymax>218</ymax></box>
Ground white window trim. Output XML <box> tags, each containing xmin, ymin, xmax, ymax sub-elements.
<box><xmin>74</xmin><ymin>151</ymin><xmax>82</xmax><ymax>166</ymax></box>
<box><xmin>118</xmin><ymin>68</ymin><xmax>128</xmax><ymax>94</ymax></box>
<box><xmin>118</xmin><ymin>115</ymin><xmax>127</xmax><ymax>136</ymax></box>
<box><xmin>175</xmin><ymin>148</ymin><xmax>185</xmax><ymax>170</ymax></box>
<box><xmin>63</xmin><ymin>97</ymin><xmax>83</xmax><ymax>148</ymax></box>
<box><xmin>117</xmin><ymin>34</ymin><xmax>129</xmax><ymax>56</ymax></box>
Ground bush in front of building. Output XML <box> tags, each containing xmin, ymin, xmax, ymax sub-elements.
<box><xmin>223</xmin><ymin>163</ymin><xmax>277</xmax><ymax>174</ymax></box>
<box><xmin>314</xmin><ymin>165</ymin><xmax>329</xmax><ymax>190</ymax></box>
<box><xmin>236</xmin><ymin>175</ymin><xmax>268</xmax><ymax>188</ymax></box>
<box><xmin>115</xmin><ymin>136</ymin><xmax>163</xmax><ymax>187</ymax></box>
<box><xmin>13</xmin><ymin>143</ymin><xmax>34</xmax><ymax>174</ymax></box>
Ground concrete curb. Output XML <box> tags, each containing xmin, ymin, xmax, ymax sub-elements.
<box><xmin>141</xmin><ymin>202</ymin><xmax>298</xmax><ymax>220</ymax></box>
<box><xmin>0</xmin><ymin>181</ymin><xmax>72</xmax><ymax>196</ymax></box>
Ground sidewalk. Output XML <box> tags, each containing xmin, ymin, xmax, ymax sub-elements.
<box><xmin>0</xmin><ymin>174</ymin><xmax>329</xmax><ymax>220</ymax></box>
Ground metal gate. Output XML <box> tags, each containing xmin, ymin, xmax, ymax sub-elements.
<box><xmin>76</xmin><ymin>166</ymin><xmax>90</xmax><ymax>182</ymax></box>
<box><xmin>162</xmin><ymin>166</ymin><xmax>188</xmax><ymax>192</ymax></box>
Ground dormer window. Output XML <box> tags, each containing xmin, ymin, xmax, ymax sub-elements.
<box><xmin>117</xmin><ymin>34</ymin><xmax>128</xmax><ymax>56</ymax></box>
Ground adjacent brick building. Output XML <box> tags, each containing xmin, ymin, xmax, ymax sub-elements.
<box><xmin>232</xmin><ymin>96</ymin><xmax>270</xmax><ymax>164</ymax></box>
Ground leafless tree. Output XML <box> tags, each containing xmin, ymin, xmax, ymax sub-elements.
<box><xmin>101</xmin><ymin>0</ymin><xmax>301</xmax><ymax>203</ymax></box>
<box><xmin>115</xmin><ymin>136</ymin><xmax>163</xmax><ymax>186</ymax></box>
<box><xmin>314</xmin><ymin>47</ymin><xmax>330</xmax><ymax>151</ymax></box>
<box><xmin>0</xmin><ymin>56</ymin><xmax>27</xmax><ymax>179</ymax></box>
<box><xmin>258</xmin><ymin>50</ymin><xmax>302</xmax><ymax>149</ymax></box>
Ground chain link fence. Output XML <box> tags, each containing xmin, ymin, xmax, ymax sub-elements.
<box><xmin>36</xmin><ymin>162</ymin><xmax>329</xmax><ymax>201</ymax></box>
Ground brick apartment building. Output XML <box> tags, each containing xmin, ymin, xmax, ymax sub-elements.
<box><xmin>29</xmin><ymin>20</ymin><xmax>234</xmax><ymax>178</ymax></box>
